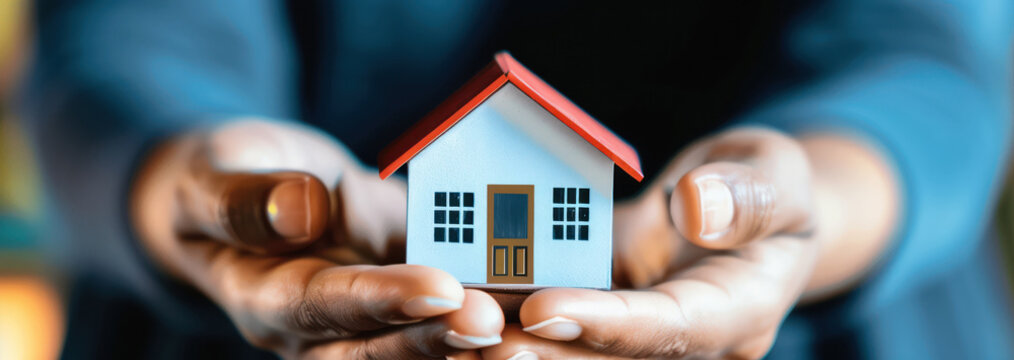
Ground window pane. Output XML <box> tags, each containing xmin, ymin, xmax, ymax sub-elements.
<box><xmin>553</xmin><ymin>225</ymin><xmax>564</xmax><ymax>240</ymax></box>
<box><xmin>567</xmin><ymin>188</ymin><xmax>577</xmax><ymax>204</ymax></box>
<box><xmin>435</xmin><ymin>192</ymin><xmax>447</xmax><ymax>207</ymax></box>
<box><xmin>450</xmin><ymin>192</ymin><xmax>460</xmax><ymax>207</ymax></box>
<box><xmin>449</xmin><ymin>210</ymin><xmax>460</xmax><ymax>224</ymax></box>
<box><xmin>463</xmin><ymin>228</ymin><xmax>474</xmax><ymax>243</ymax></box>
<box><xmin>553</xmin><ymin>188</ymin><xmax>565</xmax><ymax>204</ymax></box>
<box><xmin>464</xmin><ymin>210</ymin><xmax>474</xmax><ymax>225</ymax></box>
<box><xmin>579</xmin><ymin>225</ymin><xmax>589</xmax><ymax>240</ymax></box>
<box><xmin>434</xmin><ymin>227</ymin><xmax>445</xmax><ymax>242</ymax></box>
<box><xmin>579</xmin><ymin>188</ymin><xmax>590</xmax><ymax>204</ymax></box>
<box><xmin>566</xmin><ymin>225</ymin><xmax>575</xmax><ymax>240</ymax></box>
<box><xmin>449</xmin><ymin>228</ymin><xmax>459</xmax><ymax>243</ymax></box>
<box><xmin>493</xmin><ymin>193</ymin><xmax>528</xmax><ymax>239</ymax></box>
<box><xmin>553</xmin><ymin>207</ymin><xmax>564</xmax><ymax>221</ymax></box>
<box><xmin>434</xmin><ymin>210</ymin><xmax>446</xmax><ymax>224</ymax></box>
<box><xmin>579</xmin><ymin>207</ymin><xmax>589</xmax><ymax>221</ymax></box>
<box><xmin>567</xmin><ymin>207</ymin><xmax>576</xmax><ymax>221</ymax></box>
<box><xmin>464</xmin><ymin>192</ymin><xmax>474</xmax><ymax>207</ymax></box>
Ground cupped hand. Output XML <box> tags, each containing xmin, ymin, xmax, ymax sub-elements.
<box><xmin>131</xmin><ymin>119</ymin><xmax>504</xmax><ymax>359</ymax></box>
<box><xmin>483</xmin><ymin>127</ymin><xmax>822</xmax><ymax>359</ymax></box>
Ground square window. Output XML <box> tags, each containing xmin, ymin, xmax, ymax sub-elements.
<box><xmin>463</xmin><ymin>228</ymin><xmax>474</xmax><ymax>243</ymax></box>
<box><xmin>449</xmin><ymin>210</ymin><xmax>460</xmax><ymax>224</ymax></box>
<box><xmin>434</xmin><ymin>227</ymin><xmax>445</xmax><ymax>242</ymax></box>
<box><xmin>567</xmin><ymin>207</ymin><xmax>576</xmax><ymax>221</ymax></box>
<box><xmin>579</xmin><ymin>188</ymin><xmax>590</xmax><ymax>204</ymax></box>
<box><xmin>464</xmin><ymin>192</ymin><xmax>474</xmax><ymax>207</ymax></box>
<box><xmin>553</xmin><ymin>225</ymin><xmax>564</xmax><ymax>240</ymax></box>
<box><xmin>567</xmin><ymin>188</ymin><xmax>577</xmax><ymax>204</ymax></box>
<box><xmin>450</xmin><ymin>192</ymin><xmax>461</xmax><ymax>207</ymax></box>
<box><xmin>553</xmin><ymin>188</ymin><xmax>565</xmax><ymax>204</ymax></box>
<box><xmin>435</xmin><ymin>210</ymin><xmax>446</xmax><ymax>224</ymax></box>
<box><xmin>435</xmin><ymin>192</ymin><xmax>447</xmax><ymax>207</ymax></box>
<box><xmin>579</xmin><ymin>207</ymin><xmax>589</xmax><ymax>222</ymax></box>
<box><xmin>463</xmin><ymin>211</ymin><xmax>474</xmax><ymax>225</ymax></box>
<box><xmin>579</xmin><ymin>225</ymin><xmax>589</xmax><ymax>240</ymax></box>
<box><xmin>493</xmin><ymin>193</ymin><xmax>528</xmax><ymax>239</ymax></box>
<box><xmin>449</xmin><ymin>228</ymin><xmax>460</xmax><ymax>243</ymax></box>
<box><xmin>553</xmin><ymin>207</ymin><xmax>564</xmax><ymax>221</ymax></box>
<box><xmin>567</xmin><ymin>225</ymin><xmax>575</xmax><ymax>240</ymax></box>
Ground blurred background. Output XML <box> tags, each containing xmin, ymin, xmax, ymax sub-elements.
<box><xmin>0</xmin><ymin>0</ymin><xmax>65</xmax><ymax>359</ymax></box>
<box><xmin>0</xmin><ymin>1</ymin><xmax>1012</xmax><ymax>359</ymax></box>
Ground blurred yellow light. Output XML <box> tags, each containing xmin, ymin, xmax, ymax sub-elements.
<box><xmin>0</xmin><ymin>276</ymin><xmax>64</xmax><ymax>360</ymax></box>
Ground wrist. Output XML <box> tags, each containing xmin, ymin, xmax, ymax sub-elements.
<box><xmin>798</xmin><ymin>134</ymin><xmax>899</xmax><ymax>301</ymax></box>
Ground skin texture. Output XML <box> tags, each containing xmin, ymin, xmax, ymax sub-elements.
<box><xmin>131</xmin><ymin>119</ymin><xmax>505</xmax><ymax>359</ymax></box>
<box><xmin>132</xmin><ymin>121</ymin><xmax>896</xmax><ymax>359</ymax></box>
<box><xmin>481</xmin><ymin>127</ymin><xmax>899</xmax><ymax>359</ymax></box>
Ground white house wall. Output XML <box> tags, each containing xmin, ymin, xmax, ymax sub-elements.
<box><xmin>406</xmin><ymin>83</ymin><xmax>614</xmax><ymax>289</ymax></box>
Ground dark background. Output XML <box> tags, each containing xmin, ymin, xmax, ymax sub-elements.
<box><xmin>288</xmin><ymin>1</ymin><xmax>815</xmax><ymax>198</ymax></box>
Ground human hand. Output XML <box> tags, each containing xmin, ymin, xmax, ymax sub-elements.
<box><xmin>483</xmin><ymin>127</ymin><xmax>824</xmax><ymax>359</ymax></box>
<box><xmin>131</xmin><ymin>119</ymin><xmax>504</xmax><ymax>359</ymax></box>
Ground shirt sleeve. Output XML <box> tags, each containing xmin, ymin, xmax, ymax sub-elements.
<box><xmin>740</xmin><ymin>0</ymin><xmax>1014</xmax><ymax>320</ymax></box>
<box><xmin>21</xmin><ymin>0</ymin><xmax>298</xmax><ymax>334</ymax></box>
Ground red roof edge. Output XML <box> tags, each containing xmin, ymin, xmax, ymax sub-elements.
<box><xmin>377</xmin><ymin>62</ymin><xmax>508</xmax><ymax>179</ymax></box>
<box><xmin>378</xmin><ymin>51</ymin><xmax>643</xmax><ymax>182</ymax></box>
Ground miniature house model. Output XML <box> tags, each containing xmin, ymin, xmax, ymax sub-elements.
<box><xmin>379</xmin><ymin>52</ymin><xmax>643</xmax><ymax>290</ymax></box>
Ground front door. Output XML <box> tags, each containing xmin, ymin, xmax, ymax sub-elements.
<box><xmin>487</xmin><ymin>185</ymin><xmax>534</xmax><ymax>284</ymax></box>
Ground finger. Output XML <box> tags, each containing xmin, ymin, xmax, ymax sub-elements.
<box><xmin>176</xmin><ymin>168</ymin><xmax>330</xmax><ymax>254</ymax></box>
<box><xmin>300</xmin><ymin>289</ymin><xmax>504</xmax><ymax>359</ymax></box>
<box><xmin>670</xmin><ymin>128</ymin><xmax>812</xmax><ymax>249</ymax></box>
<box><xmin>518</xmin><ymin>234</ymin><xmax>816</xmax><ymax>359</ymax></box>
<box><xmin>482</xmin><ymin>325</ymin><xmax>618</xmax><ymax>360</ymax></box>
<box><xmin>174</xmin><ymin>238</ymin><xmax>471</xmax><ymax>344</ymax></box>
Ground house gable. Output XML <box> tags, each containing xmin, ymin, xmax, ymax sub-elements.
<box><xmin>405</xmin><ymin>83</ymin><xmax>614</xmax><ymax>289</ymax></box>
<box><xmin>378</xmin><ymin>52</ymin><xmax>643</xmax><ymax>182</ymax></box>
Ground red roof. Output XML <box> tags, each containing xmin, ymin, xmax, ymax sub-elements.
<box><xmin>378</xmin><ymin>51</ymin><xmax>643</xmax><ymax>182</ymax></box>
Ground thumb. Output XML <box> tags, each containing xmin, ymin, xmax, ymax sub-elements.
<box><xmin>177</xmin><ymin>168</ymin><xmax>330</xmax><ymax>254</ymax></box>
<box><xmin>670</xmin><ymin>130</ymin><xmax>812</xmax><ymax>249</ymax></box>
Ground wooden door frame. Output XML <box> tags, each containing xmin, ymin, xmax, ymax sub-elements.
<box><xmin>486</xmin><ymin>184</ymin><xmax>534</xmax><ymax>284</ymax></box>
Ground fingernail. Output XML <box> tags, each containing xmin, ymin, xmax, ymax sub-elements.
<box><xmin>522</xmin><ymin>316</ymin><xmax>582</xmax><ymax>341</ymax></box>
<box><xmin>696</xmin><ymin>178</ymin><xmax>734</xmax><ymax>239</ymax></box>
<box><xmin>267</xmin><ymin>178</ymin><xmax>311</xmax><ymax>239</ymax></box>
<box><xmin>443</xmin><ymin>330</ymin><xmax>502</xmax><ymax>349</ymax></box>
<box><xmin>506</xmin><ymin>350</ymin><xmax>539</xmax><ymax>360</ymax></box>
<box><xmin>402</xmin><ymin>296</ymin><xmax>462</xmax><ymax>318</ymax></box>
